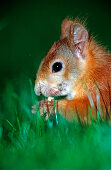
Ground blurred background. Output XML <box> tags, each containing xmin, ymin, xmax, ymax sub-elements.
<box><xmin>0</xmin><ymin>0</ymin><xmax>111</xmax><ymax>93</ymax></box>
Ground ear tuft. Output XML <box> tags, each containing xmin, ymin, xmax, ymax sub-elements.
<box><xmin>61</xmin><ymin>19</ymin><xmax>89</xmax><ymax>58</ymax></box>
<box><xmin>61</xmin><ymin>19</ymin><xmax>73</xmax><ymax>39</ymax></box>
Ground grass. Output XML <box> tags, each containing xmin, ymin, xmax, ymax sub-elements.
<box><xmin>0</xmin><ymin>1</ymin><xmax>111</xmax><ymax>169</ymax></box>
<box><xmin>0</xmin><ymin>77</ymin><xmax>111</xmax><ymax>170</ymax></box>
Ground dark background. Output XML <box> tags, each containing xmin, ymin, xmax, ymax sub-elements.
<box><xmin>0</xmin><ymin>0</ymin><xmax>111</xmax><ymax>92</ymax></box>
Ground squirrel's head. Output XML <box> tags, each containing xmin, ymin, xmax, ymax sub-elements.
<box><xmin>35</xmin><ymin>19</ymin><xmax>90</xmax><ymax>99</ymax></box>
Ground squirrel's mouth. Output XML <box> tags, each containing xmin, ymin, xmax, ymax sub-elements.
<box><xmin>42</xmin><ymin>88</ymin><xmax>61</xmax><ymax>97</ymax></box>
<box><xmin>34</xmin><ymin>80</ymin><xmax>70</xmax><ymax>98</ymax></box>
<box><xmin>35</xmin><ymin>84</ymin><xmax>60</xmax><ymax>97</ymax></box>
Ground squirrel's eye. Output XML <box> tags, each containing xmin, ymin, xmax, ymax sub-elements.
<box><xmin>52</xmin><ymin>62</ymin><xmax>63</xmax><ymax>73</ymax></box>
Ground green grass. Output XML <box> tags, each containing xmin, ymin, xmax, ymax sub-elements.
<box><xmin>0</xmin><ymin>1</ymin><xmax>111</xmax><ymax>169</ymax></box>
<box><xmin>0</xmin><ymin>77</ymin><xmax>111</xmax><ymax>170</ymax></box>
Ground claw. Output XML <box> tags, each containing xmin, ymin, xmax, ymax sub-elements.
<box><xmin>32</xmin><ymin>105</ymin><xmax>37</xmax><ymax>114</ymax></box>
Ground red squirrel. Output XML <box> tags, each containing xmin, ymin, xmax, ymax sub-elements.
<box><xmin>34</xmin><ymin>18</ymin><xmax>111</xmax><ymax>123</ymax></box>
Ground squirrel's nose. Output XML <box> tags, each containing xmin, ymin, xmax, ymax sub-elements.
<box><xmin>34</xmin><ymin>87</ymin><xmax>40</xmax><ymax>96</ymax></box>
<box><xmin>34</xmin><ymin>83</ymin><xmax>41</xmax><ymax>96</ymax></box>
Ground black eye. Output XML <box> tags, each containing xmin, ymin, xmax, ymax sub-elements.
<box><xmin>52</xmin><ymin>62</ymin><xmax>63</xmax><ymax>73</ymax></box>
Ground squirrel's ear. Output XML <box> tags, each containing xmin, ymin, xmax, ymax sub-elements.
<box><xmin>61</xmin><ymin>19</ymin><xmax>73</xmax><ymax>39</ymax></box>
<box><xmin>70</xmin><ymin>23</ymin><xmax>88</xmax><ymax>58</ymax></box>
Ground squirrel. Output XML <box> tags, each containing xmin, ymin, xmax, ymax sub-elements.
<box><xmin>34</xmin><ymin>18</ymin><xmax>111</xmax><ymax>123</ymax></box>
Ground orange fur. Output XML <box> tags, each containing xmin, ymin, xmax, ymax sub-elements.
<box><xmin>34</xmin><ymin>19</ymin><xmax>111</xmax><ymax>123</ymax></box>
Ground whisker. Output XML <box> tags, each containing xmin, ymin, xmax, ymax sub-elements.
<box><xmin>107</xmin><ymin>81</ymin><xmax>111</xmax><ymax>113</ymax></box>
<box><xmin>97</xmin><ymin>85</ymin><xmax>110</xmax><ymax>119</ymax></box>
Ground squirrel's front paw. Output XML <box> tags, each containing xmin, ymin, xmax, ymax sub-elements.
<box><xmin>32</xmin><ymin>98</ymin><xmax>58</xmax><ymax>119</ymax></box>
<box><xmin>32</xmin><ymin>105</ymin><xmax>38</xmax><ymax>114</ymax></box>
<box><xmin>39</xmin><ymin>98</ymin><xmax>58</xmax><ymax>119</ymax></box>
<box><xmin>39</xmin><ymin>98</ymin><xmax>54</xmax><ymax>113</ymax></box>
